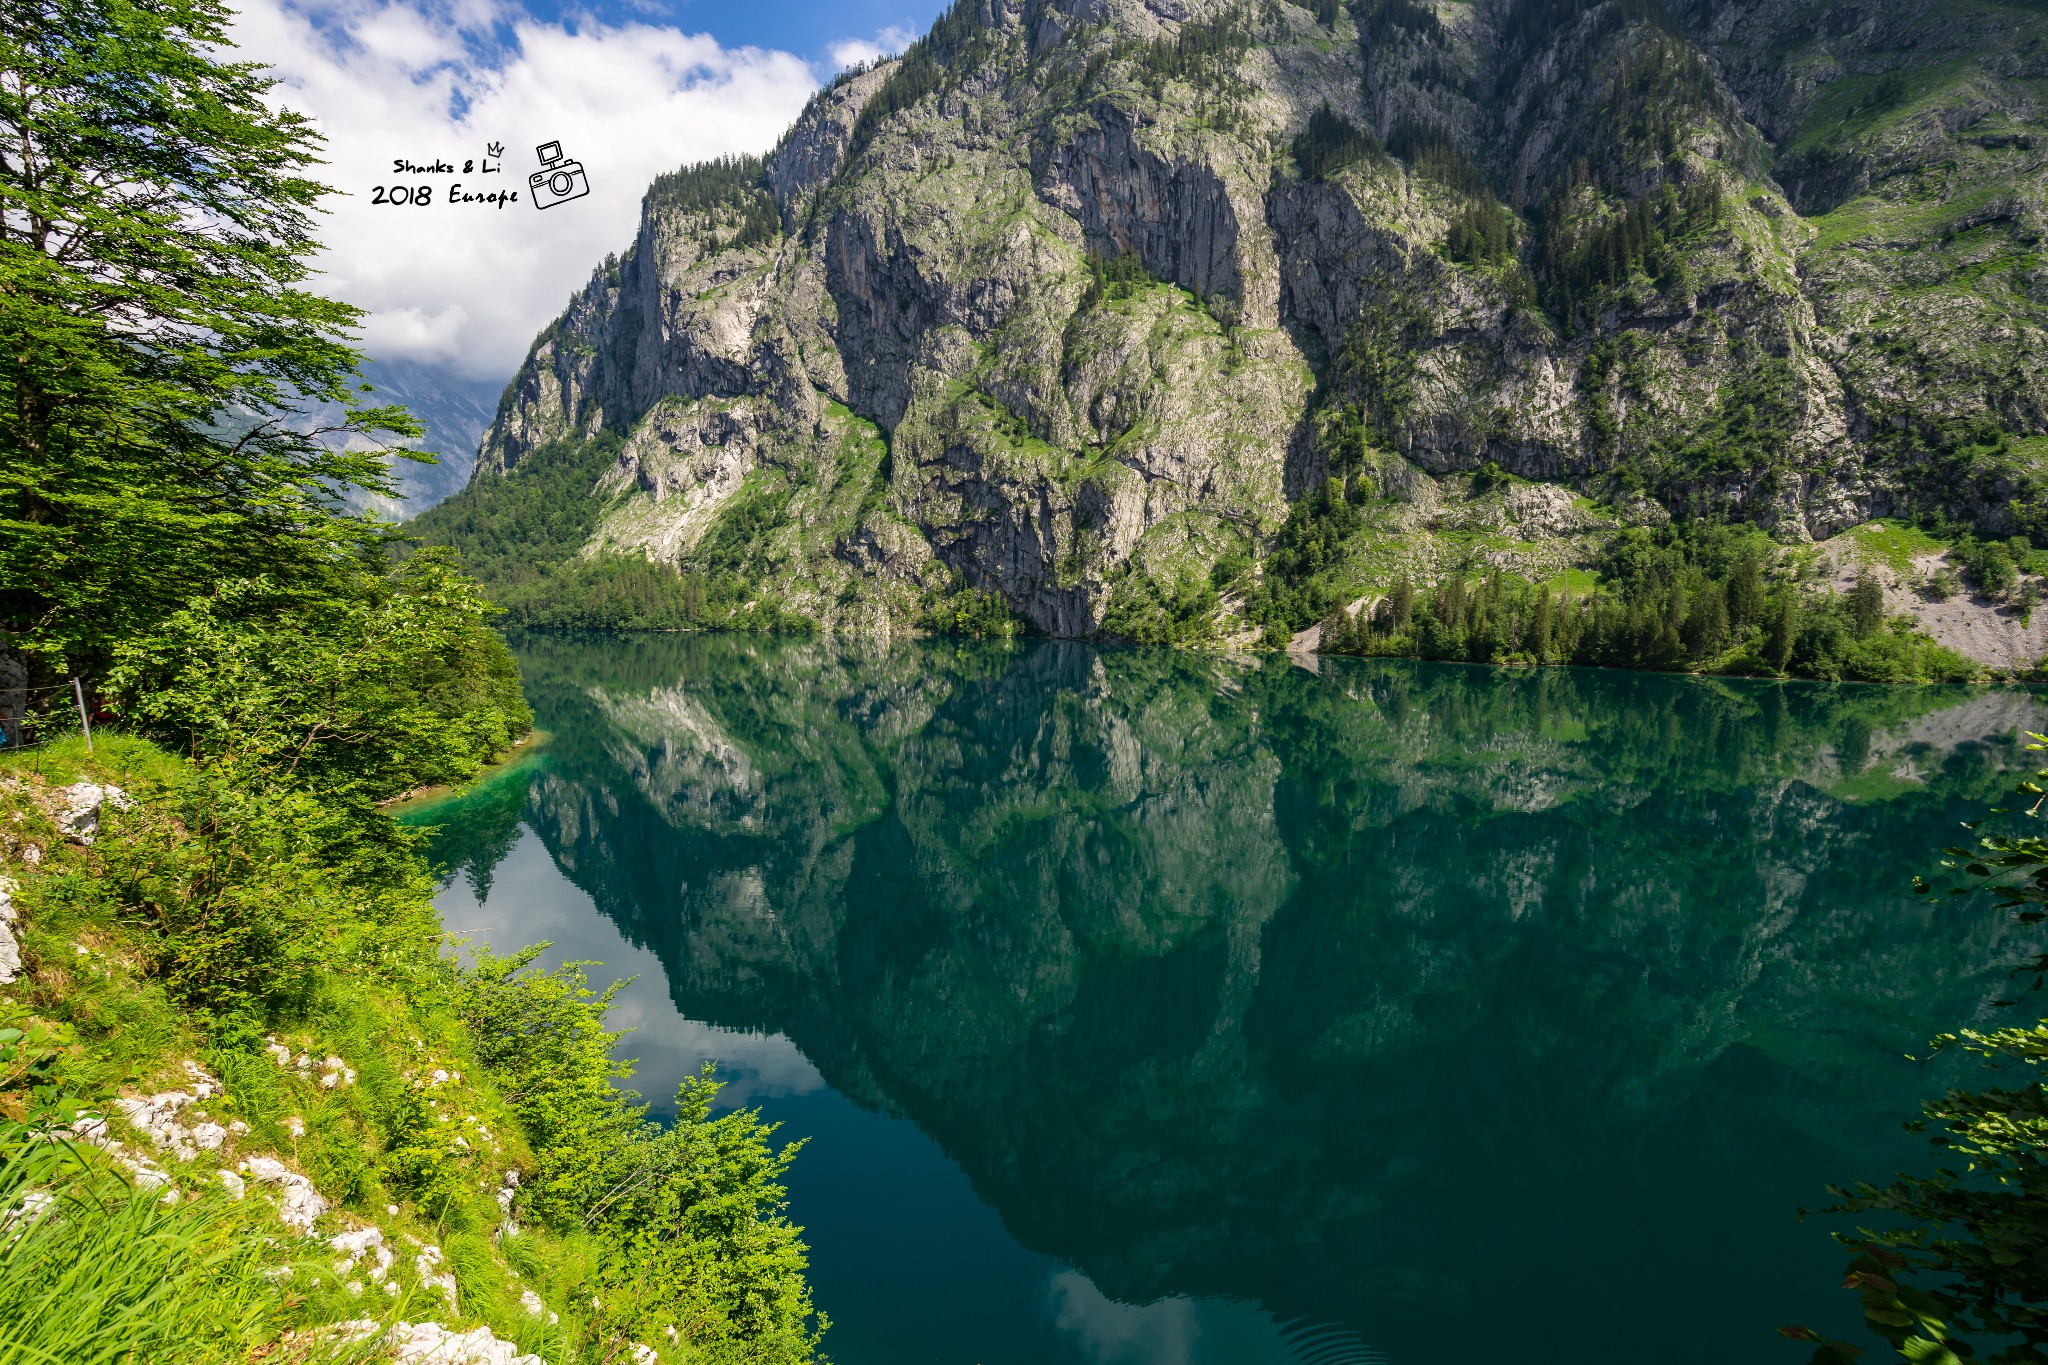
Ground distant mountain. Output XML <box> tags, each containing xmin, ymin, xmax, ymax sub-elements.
<box><xmin>317</xmin><ymin>356</ymin><xmax>506</xmax><ymax>519</ymax></box>
<box><xmin>412</xmin><ymin>0</ymin><xmax>2048</xmax><ymax>639</ymax></box>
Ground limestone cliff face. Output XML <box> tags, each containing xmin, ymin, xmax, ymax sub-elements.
<box><xmin>460</xmin><ymin>0</ymin><xmax>2048</xmax><ymax>638</ymax></box>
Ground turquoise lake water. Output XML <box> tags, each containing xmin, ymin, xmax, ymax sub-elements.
<box><xmin>407</xmin><ymin>633</ymin><xmax>2048</xmax><ymax>1365</ymax></box>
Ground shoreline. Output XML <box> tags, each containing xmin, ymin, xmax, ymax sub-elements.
<box><xmin>381</xmin><ymin>728</ymin><xmax>549</xmax><ymax>814</ymax></box>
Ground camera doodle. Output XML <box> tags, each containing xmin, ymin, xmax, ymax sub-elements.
<box><xmin>529</xmin><ymin>141</ymin><xmax>590</xmax><ymax>210</ymax></box>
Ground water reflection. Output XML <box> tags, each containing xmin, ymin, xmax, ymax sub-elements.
<box><xmin>411</xmin><ymin>635</ymin><xmax>2048</xmax><ymax>1365</ymax></box>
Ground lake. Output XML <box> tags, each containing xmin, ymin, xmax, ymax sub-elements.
<box><xmin>405</xmin><ymin>632</ymin><xmax>2048</xmax><ymax>1365</ymax></box>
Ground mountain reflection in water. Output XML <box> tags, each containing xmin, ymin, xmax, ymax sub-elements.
<box><xmin>410</xmin><ymin>634</ymin><xmax>2048</xmax><ymax>1365</ymax></box>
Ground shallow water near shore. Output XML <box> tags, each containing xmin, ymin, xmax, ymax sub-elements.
<box><xmin>406</xmin><ymin>633</ymin><xmax>2048</xmax><ymax>1365</ymax></box>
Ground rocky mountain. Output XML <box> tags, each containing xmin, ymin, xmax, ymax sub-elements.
<box><xmin>313</xmin><ymin>356</ymin><xmax>504</xmax><ymax>518</ymax></box>
<box><xmin>417</xmin><ymin>0</ymin><xmax>2048</xmax><ymax>640</ymax></box>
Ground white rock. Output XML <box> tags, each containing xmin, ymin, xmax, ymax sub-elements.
<box><xmin>518</xmin><ymin>1289</ymin><xmax>547</xmax><ymax>1318</ymax></box>
<box><xmin>373</xmin><ymin>1320</ymin><xmax>544</xmax><ymax>1365</ymax></box>
<box><xmin>285</xmin><ymin>1116</ymin><xmax>305</xmax><ymax>1138</ymax></box>
<box><xmin>414</xmin><ymin>1246</ymin><xmax>459</xmax><ymax>1309</ymax></box>
<box><xmin>189</xmin><ymin>1122</ymin><xmax>227</xmax><ymax>1151</ymax></box>
<box><xmin>630</xmin><ymin>1345</ymin><xmax>660</xmax><ymax>1365</ymax></box>
<box><xmin>329</xmin><ymin>1226</ymin><xmax>383</xmax><ymax>1261</ymax></box>
<box><xmin>66</xmin><ymin>1114</ymin><xmax>112</xmax><ymax>1148</ymax></box>
<box><xmin>115</xmin><ymin>1092</ymin><xmax>201</xmax><ymax>1160</ymax></box>
<box><xmin>265</xmin><ymin>1041</ymin><xmax>292</xmax><ymax>1067</ymax></box>
<box><xmin>54</xmin><ymin>783</ymin><xmax>133</xmax><ymax>844</ymax></box>
<box><xmin>217</xmin><ymin>1171</ymin><xmax>246</xmax><ymax>1199</ymax></box>
<box><xmin>228</xmin><ymin>1120</ymin><xmax>249</xmax><ymax>1136</ymax></box>
<box><xmin>0</xmin><ymin>877</ymin><xmax>20</xmax><ymax>985</ymax></box>
<box><xmin>4</xmin><ymin>1190</ymin><xmax>55</xmax><ymax>1232</ymax></box>
<box><xmin>241</xmin><ymin>1155</ymin><xmax>327</xmax><ymax>1231</ymax></box>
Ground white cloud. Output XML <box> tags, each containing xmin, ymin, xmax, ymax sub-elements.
<box><xmin>235</xmin><ymin>0</ymin><xmax>820</xmax><ymax>380</ymax></box>
<box><xmin>826</xmin><ymin>24</ymin><xmax>914</xmax><ymax>70</ymax></box>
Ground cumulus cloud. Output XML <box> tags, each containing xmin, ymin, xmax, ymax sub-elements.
<box><xmin>826</xmin><ymin>24</ymin><xmax>914</xmax><ymax>70</ymax></box>
<box><xmin>235</xmin><ymin>0</ymin><xmax>820</xmax><ymax>379</ymax></box>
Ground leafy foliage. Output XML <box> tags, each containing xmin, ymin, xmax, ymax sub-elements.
<box><xmin>1354</xmin><ymin>0</ymin><xmax>1446</xmax><ymax>46</ymax></box>
<box><xmin>920</xmin><ymin>586</ymin><xmax>1026</xmax><ymax>639</ymax></box>
<box><xmin>1444</xmin><ymin>199</ymin><xmax>1516</xmax><ymax>265</ymax></box>
<box><xmin>0</xmin><ymin>0</ymin><xmax>417</xmax><ymax>662</ymax></box>
<box><xmin>1535</xmin><ymin>178</ymin><xmax>1727</xmax><ymax>326</ymax></box>
<box><xmin>106</xmin><ymin>553</ymin><xmax>529</xmax><ymax>804</ymax></box>
<box><xmin>456</xmin><ymin>952</ymin><xmax>825</xmax><ymax>1362</ymax></box>
<box><xmin>1385</xmin><ymin>118</ymin><xmax>1489</xmax><ymax>199</ymax></box>
<box><xmin>1100</xmin><ymin>569</ymin><xmax>1220</xmax><ymax>646</ymax></box>
<box><xmin>1080</xmin><ymin>247</ymin><xmax>1166</xmax><ymax>307</ymax></box>
<box><xmin>408</xmin><ymin>435</ymin><xmax>625</xmax><ymax>586</ymax></box>
<box><xmin>1123</xmin><ymin>1</ymin><xmax>1260</xmax><ymax>125</ymax></box>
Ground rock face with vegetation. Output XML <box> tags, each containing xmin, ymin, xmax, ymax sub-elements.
<box><xmin>416</xmin><ymin>0</ymin><xmax>2048</xmax><ymax>656</ymax></box>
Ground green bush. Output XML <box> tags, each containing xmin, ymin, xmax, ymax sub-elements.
<box><xmin>106</xmin><ymin>552</ymin><xmax>530</xmax><ymax>805</ymax></box>
<box><xmin>456</xmin><ymin>953</ymin><xmax>825</xmax><ymax>1362</ymax></box>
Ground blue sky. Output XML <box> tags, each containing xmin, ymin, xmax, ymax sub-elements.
<box><xmin>521</xmin><ymin>0</ymin><xmax>945</xmax><ymax>66</ymax></box>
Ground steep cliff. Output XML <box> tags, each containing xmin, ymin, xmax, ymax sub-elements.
<box><xmin>414</xmin><ymin>0</ymin><xmax>2048</xmax><ymax>641</ymax></box>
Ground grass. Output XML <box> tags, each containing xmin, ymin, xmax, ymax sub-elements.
<box><xmin>0</xmin><ymin>735</ymin><xmax>613</xmax><ymax>1362</ymax></box>
<box><xmin>1542</xmin><ymin>568</ymin><xmax>1602</xmax><ymax>598</ymax></box>
<box><xmin>1807</xmin><ymin>182</ymin><xmax>2013</xmax><ymax>254</ymax></box>
<box><xmin>1784</xmin><ymin>59</ymin><xmax>1977</xmax><ymax>155</ymax></box>
<box><xmin>0</xmin><ymin>1139</ymin><xmax>399</xmax><ymax>1365</ymax></box>
<box><xmin>1845</xmin><ymin>519</ymin><xmax>1950</xmax><ymax>576</ymax></box>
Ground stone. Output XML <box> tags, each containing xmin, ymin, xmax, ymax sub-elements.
<box><xmin>241</xmin><ymin>1155</ymin><xmax>327</xmax><ymax>1232</ymax></box>
<box><xmin>0</xmin><ymin>876</ymin><xmax>20</xmax><ymax>984</ymax></box>
<box><xmin>53</xmin><ymin>783</ymin><xmax>134</xmax><ymax>845</ymax></box>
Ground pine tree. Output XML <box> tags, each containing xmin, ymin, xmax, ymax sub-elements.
<box><xmin>1765</xmin><ymin>592</ymin><xmax>1797</xmax><ymax>674</ymax></box>
<box><xmin>1850</xmin><ymin>569</ymin><xmax>1886</xmax><ymax>639</ymax></box>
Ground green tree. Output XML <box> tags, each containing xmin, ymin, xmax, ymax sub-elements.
<box><xmin>1766</xmin><ymin>591</ymin><xmax>1797</xmax><ymax>674</ymax></box>
<box><xmin>0</xmin><ymin>0</ymin><xmax>416</xmax><ymax>662</ymax></box>
<box><xmin>105</xmin><ymin>552</ymin><xmax>529</xmax><ymax>805</ymax></box>
<box><xmin>1729</xmin><ymin>551</ymin><xmax>1766</xmax><ymax>627</ymax></box>
<box><xmin>1851</xmin><ymin>570</ymin><xmax>1886</xmax><ymax>639</ymax></box>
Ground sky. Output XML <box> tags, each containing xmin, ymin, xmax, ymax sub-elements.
<box><xmin>235</xmin><ymin>0</ymin><xmax>944</xmax><ymax>380</ymax></box>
